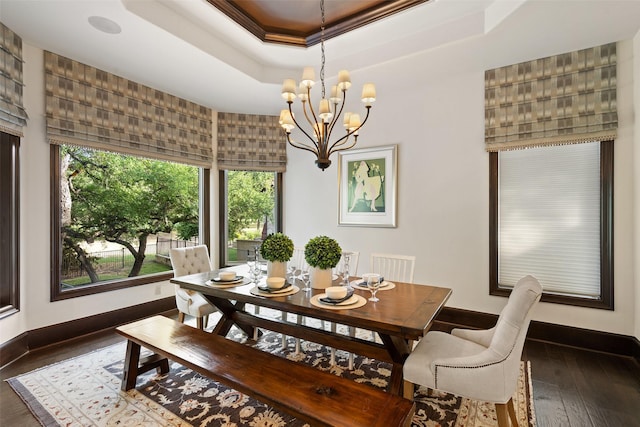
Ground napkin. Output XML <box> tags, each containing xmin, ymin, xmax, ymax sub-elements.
<box><xmin>320</xmin><ymin>289</ymin><xmax>355</xmax><ymax>304</ymax></box>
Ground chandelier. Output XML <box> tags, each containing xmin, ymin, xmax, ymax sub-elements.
<box><xmin>278</xmin><ymin>0</ymin><xmax>376</xmax><ymax>170</ymax></box>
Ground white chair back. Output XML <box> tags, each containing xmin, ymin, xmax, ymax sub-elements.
<box><xmin>168</xmin><ymin>245</ymin><xmax>216</xmax><ymax>329</ymax></box>
<box><xmin>291</xmin><ymin>247</ymin><xmax>307</xmax><ymax>271</ymax></box>
<box><xmin>169</xmin><ymin>245</ymin><xmax>213</xmax><ymax>276</ymax></box>
<box><xmin>370</xmin><ymin>253</ymin><xmax>415</xmax><ymax>282</ymax></box>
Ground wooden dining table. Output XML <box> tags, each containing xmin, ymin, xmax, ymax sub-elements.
<box><xmin>171</xmin><ymin>270</ymin><xmax>452</xmax><ymax>396</ymax></box>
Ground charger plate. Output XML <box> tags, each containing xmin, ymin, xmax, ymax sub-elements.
<box><xmin>250</xmin><ymin>285</ymin><xmax>299</xmax><ymax>297</ymax></box>
<box><xmin>310</xmin><ymin>294</ymin><xmax>367</xmax><ymax>310</ymax></box>
<box><xmin>206</xmin><ymin>278</ymin><xmax>251</xmax><ymax>288</ymax></box>
<box><xmin>350</xmin><ymin>280</ymin><xmax>395</xmax><ymax>291</ymax></box>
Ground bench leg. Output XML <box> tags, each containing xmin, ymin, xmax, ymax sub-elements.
<box><xmin>122</xmin><ymin>340</ymin><xmax>141</xmax><ymax>391</ymax></box>
<box><xmin>121</xmin><ymin>340</ymin><xmax>170</xmax><ymax>391</ymax></box>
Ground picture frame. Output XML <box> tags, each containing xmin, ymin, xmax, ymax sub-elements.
<box><xmin>338</xmin><ymin>144</ymin><xmax>397</xmax><ymax>227</ymax></box>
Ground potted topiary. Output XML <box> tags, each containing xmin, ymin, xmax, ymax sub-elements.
<box><xmin>304</xmin><ymin>235</ymin><xmax>342</xmax><ymax>289</ymax></box>
<box><xmin>260</xmin><ymin>232</ymin><xmax>294</xmax><ymax>278</ymax></box>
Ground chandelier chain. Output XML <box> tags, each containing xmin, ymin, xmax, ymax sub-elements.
<box><xmin>278</xmin><ymin>0</ymin><xmax>375</xmax><ymax>170</ymax></box>
<box><xmin>320</xmin><ymin>0</ymin><xmax>326</xmax><ymax>98</ymax></box>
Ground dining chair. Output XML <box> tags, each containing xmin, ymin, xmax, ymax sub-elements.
<box><xmin>169</xmin><ymin>245</ymin><xmax>217</xmax><ymax>330</ymax></box>
<box><xmin>403</xmin><ymin>275</ymin><xmax>542</xmax><ymax>427</ymax></box>
<box><xmin>360</xmin><ymin>253</ymin><xmax>417</xmax><ymax>346</ymax></box>
<box><xmin>370</xmin><ymin>252</ymin><xmax>416</xmax><ymax>283</ymax></box>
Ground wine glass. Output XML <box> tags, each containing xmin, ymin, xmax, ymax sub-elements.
<box><xmin>249</xmin><ymin>261</ymin><xmax>262</xmax><ymax>285</ymax></box>
<box><xmin>247</xmin><ymin>253</ymin><xmax>256</xmax><ymax>278</ymax></box>
<box><xmin>288</xmin><ymin>260</ymin><xmax>298</xmax><ymax>285</ymax></box>
<box><xmin>300</xmin><ymin>266</ymin><xmax>311</xmax><ymax>292</ymax></box>
<box><xmin>342</xmin><ymin>252</ymin><xmax>352</xmax><ymax>289</ymax></box>
<box><xmin>365</xmin><ymin>273</ymin><xmax>381</xmax><ymax>302</ymax></box>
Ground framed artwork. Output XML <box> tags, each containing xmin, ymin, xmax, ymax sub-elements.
<box><xmin>338</xmin><ymin>144</ymin><xmax>397</xmax><ymax>227</ymax></box>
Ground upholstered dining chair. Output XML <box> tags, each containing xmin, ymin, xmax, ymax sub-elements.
<box><xmin>370</xmin><ymin>252</ymin><xmax>416</xmax><ymax>283</ymax></box>
<box><xmin>169</xmin><ymin>245</ymin><xmax>217</xmax><ymax>330</ymax></box>
<box><xmin>403</xmin><ymin>275</ymin><xmax>542</xmax><ymax>427</ymax></box>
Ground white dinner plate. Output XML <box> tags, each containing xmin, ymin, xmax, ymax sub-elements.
<box><xmin>317</xmin><ymin>293</ymin><xmax>359</xmax><ymax>306</ymax></box>
<box><xmin>257</xmin><ymin>282</ymin><xmax>293</xmax><ymax>294</ymax></box>
<box><xmin>350</xmin><ymin>280</ymin><xmax>395</xmax><ymax>291</ymax></box>
<box><xmin>211</xmin><ymin>275</ymin><xmax>244</xmax><ymax>284</ymax></box>
<box><xmin>250</xmin><ymin>285</ymin><xmax>300</xmax><ymax>298</ymax></box>
<box><xmin>309</xmin><ymin>294</ymin><xmax>367</xmax><ymax>310</ymax></box>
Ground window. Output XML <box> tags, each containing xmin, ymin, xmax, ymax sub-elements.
<box><xmin>0</xmin><ymin>132</ymin><xmax>20</xmax><ymax>317</ymax></box>
<box><xmin>490</xmin><ymin>140</ymin><xmax>613</xmax><ymax>309</ymax></box>
<box><xmin>218</xmin><ymin>170</ymin><xmax>282</xmax><ymax>267</ymax></box>
<box><xmin>51</xmin><ymin>144</ymin><xmax>210</xmax><ymax>300</ymax></box>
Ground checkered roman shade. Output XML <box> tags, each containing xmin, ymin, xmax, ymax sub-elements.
<box><xmin>44</xmin><ymin>51</ymin><xmax>213</xmax><ymax>167</ymax></box>
<box><xmin>217</xmin><ymin>112</ymin><xmax>286</xmax><ymax>172</ymax></box>
<box><xmin>485</xmin><ymin>43</ymin><xmax>617</xmax><ymax>151</ymax></box>
<box><xmin>0</xmin><ymin>23</ymin><xmax>28</xmax><ymax>137</ymax></box>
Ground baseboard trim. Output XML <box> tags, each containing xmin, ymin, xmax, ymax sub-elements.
<box><xmin>0</xmin><ymin>332</ymin><xmax>29</xmax><ymax>369</ymax></box>
<box><xmin>434</xmin><ymin>306</ymin><xmax>640</xmax><ymax>362</ymax></box>
<box><xmin>3</xmin><ymin>301</ymin><xmax>639</xmax><ymax>368</ymax></box>
<box><xmin>1</xmin><ymin>297</ymin><xmax>176</xmax><ymax>368</ymax></box>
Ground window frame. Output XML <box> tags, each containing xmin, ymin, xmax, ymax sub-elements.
<box><xmin>50</xmin><ymin>144</ymin><xmax>210</xmax><ymax>301</ymax></box>
<box><xmin>218</xmin><ymin>170</ymin><xmax>283</xmax><ymax>268</ymax></box>
<box><xmin>489</xmin><ymin>140</ymin><xmax>614</xmax><ymax>309</ymax></box>
<box><xmin>0</xmin><ymin>132</ymin><xmax>20</xmax><ymax>318</ymax></box>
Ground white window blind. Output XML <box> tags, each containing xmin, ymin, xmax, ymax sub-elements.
<box><xmin>498</xmin><ymin>142</ymin><xmax>601</xmax><ymax>298</ymax></box>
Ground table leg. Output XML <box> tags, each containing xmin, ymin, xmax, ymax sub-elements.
<box><xmin>201</xmin><ymin>295</ymin><xmax>258</xmax><ymax>338</ymax></box>
<box><xmin>378</xmin><ymin>334</ymin><xmax>412</xmax><ymax>396</ymax></box>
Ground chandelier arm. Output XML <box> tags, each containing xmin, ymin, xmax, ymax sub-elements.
<box><xmin>324</xmin><ymin>93</ymin><xmax>347</xmax><ymax>147</ymax></box>
<box><xmin>285</xmin><ymin>133</ymin><xmax>319</xmax><ymax>155</ymax></box>
<box><xmin>327</xmin><ymin>106</ymin><xmax>371</xmax><ymax>154</ymax></box>
<box><xmin>326</xmin><ymin>133</ymin><xmax>352</xmax><ymax>155</ymax></box>
<box><xmin>300</xmin><ymin>102</ymin><xmax>320</xmax><ymax>144</ymax></box>
<box><xmin>329</xmin><ymin>135</ymin><xmax>359</xmax><ymax>155</ymax></box>
<box><xmin>288</xmin><ymin>103</ymin><xmax>320</xmax><ymax>151</ymax></box>
<box><xmin>302</xmin><ymin>87</ymin><xmax>323</xmax><ymax>136</ymax></box>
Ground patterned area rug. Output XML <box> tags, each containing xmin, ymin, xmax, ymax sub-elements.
<box><xmin>7</xmin><ymin>323</ymin><xmax>535</xmax><ymax>427</ymax></box>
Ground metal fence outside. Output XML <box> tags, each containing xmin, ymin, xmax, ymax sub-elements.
<box><xmin>62</xmin><ymin>234</ymin><xmax>198</xmax><ymax>279</ymax></box>
<box><xmin>156</xmin><ymin>234</ymin><xmax>199</xmax><ymax>257</ymax></box>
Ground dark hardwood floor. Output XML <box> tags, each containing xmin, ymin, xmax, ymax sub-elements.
<box><xmin>522</xmin><ymin>340</ymin><xmax>640</xmax><ymax>426</ymax></box>
<box><xmin>2</xmin><ymin>325</ymin><xmax>639</xmax><ymax>427</ymax></box>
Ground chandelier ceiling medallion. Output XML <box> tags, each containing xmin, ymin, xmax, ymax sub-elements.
<box><xmin>279</xmin><ymin>0</ymin><xmax>376</xmax><ymax>170</ymax></box>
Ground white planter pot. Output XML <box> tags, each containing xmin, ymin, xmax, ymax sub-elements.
<box><xmin>310</xmin><ymin>267</ymin><xmax>333</xmax><ymax>289</ymax></box>
<box><xmin>267</xmin><ymin>260</ymin><xmax>286</xmax><ymax>278</ymax></box>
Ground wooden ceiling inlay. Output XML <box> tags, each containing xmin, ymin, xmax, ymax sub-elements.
<box><xmin>206</xmin><ymin>0</ymin><xmax>431</xmax><ymax>47</ymax></box>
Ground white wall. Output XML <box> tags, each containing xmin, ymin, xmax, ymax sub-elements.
<box><xmin>285</xmin><ymin>21</ymin><xmax>637</xmax><ymax>336</ymax></box>
<box><xmin>0</xmin><ymin>43</ymin><xmax>177</xmax><ymax>345</ymax></box>
<box><xmin>634</xmin><ymin>29</ymin><xmax>640</xmax><ymax>341</ymax></box>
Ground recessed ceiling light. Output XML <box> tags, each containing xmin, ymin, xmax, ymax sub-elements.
<box><xmin>88</xmin><ymin>16</ymin><xmax>121</xmax><ymax>35</ymax></box>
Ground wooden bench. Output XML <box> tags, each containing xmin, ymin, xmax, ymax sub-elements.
<box><xmin>116</xmin><ymin>315</ymin><xmax>415</xmax><ymax>427</ymax></box>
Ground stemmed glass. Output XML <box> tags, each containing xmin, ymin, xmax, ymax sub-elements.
<box><xmin>365</xmin><ymin>273</ymin><xmax>382</xmax><ymax>302</ymax></box>
<box><xmin>288</xmin><ymin>260</ymin><xmax>298</xmax><ymax>285</ymax></box>
<box><xmin>249</xmin><ymin>259</ymin><xmax>262</xmax><ymax>285</ymax></box>
<box><xmin>300</xmin><ymin>265</ymin><xmax>311</xmax><ymax>292</ymax></box>
<box><xmin>342</xmin><ymin>252</ymin><xmax>352</xmax><ymax>289</ymax></box>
